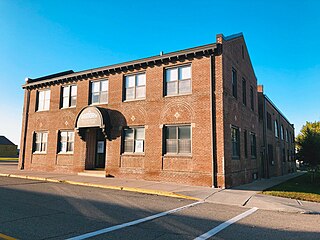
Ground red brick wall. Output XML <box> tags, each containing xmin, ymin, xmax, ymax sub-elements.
<box><xmin>20</xmin><ymin>56</ymin><xmax>214</xmax><ymax>186</ymax></box>
<box><xmin>215</xmin><ymin>35</ymin><xmax>260</xmax><ymax>188</ymax></box>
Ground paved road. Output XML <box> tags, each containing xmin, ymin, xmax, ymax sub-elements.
<box><xmin>0</xmin><ymin>177</ymin><xmax>319</xmax><ymax>240</ymax></box>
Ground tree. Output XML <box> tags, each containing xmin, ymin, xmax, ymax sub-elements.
<box><xmin>296</xmin><ymin>121</ymin><xmax>320</xmax><ymax>181</ymax></box>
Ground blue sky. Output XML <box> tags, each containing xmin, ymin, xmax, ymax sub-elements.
<box><xmin>0</xmin><ymin>0</ymin><xmax>319</xmax><ymax>147</ymax></box>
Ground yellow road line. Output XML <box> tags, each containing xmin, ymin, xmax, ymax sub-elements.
<box><xmin>0</xmin><ymin>233</ymin><xmax>17</xmax><ymax>240</ymax></box>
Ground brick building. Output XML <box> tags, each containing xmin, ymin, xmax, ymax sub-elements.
<box><xmin>0</xmin><ymin>136</ymin><xmax>18</xmax><ymax>157</ymax></box>
<box><xmin>19</xmin><ymin>33</ymin><xmax>295</xmax><ymax>188</ymax></box>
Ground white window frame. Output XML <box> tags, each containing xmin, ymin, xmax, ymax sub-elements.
<box><xmin>90</xmin><ymin>80</ymin><xmax>108</xmax><ymax>104</ymax></box>
<box><xmin>165</xmin><ymin>125</ymin><xmax>191</xmax><ymax>155</ymax></box>
<box><xmin>231</xmin><ymin>126</ymin><xmax>240</xmax><ymax>159</ymax></box>
<box><xmin>37</xmin><ymin>89</ymin><xmax>50</xmax><ymax>111</ymax></box>
<box><xmin>123</xmin><ymin>126</ymin><xmax>145</xmax><ymax>154</ymax></box>
<box><xmin>125</xmin><ymin>73</ymin><xmax>146</xmax><ymax>101</ymax></box>
<box><xmin>59</xmin><ymin>130</ymin><xmax>74</xmax><ymax>153</ymax></box>
<box><xmin>33</xmin><ymin>132</ymin><xmax>48</xmax><ymax>153</ymax></box>
<box><xmin>165</xmin><ymin>65</ymin><xmax>191</xmax><ymax>96</ymax></box>
<box><xmin>62</xmin><ymin>85</ymin><xmax>77</xmax><ymax>108</ymax></box>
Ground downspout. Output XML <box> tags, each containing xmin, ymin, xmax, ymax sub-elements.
<box><xmin>262</xmin><ymin>94</ymin><xmax>269</xmax><ymax>178</ymax></box>
<box><xmin>210</xmin><ymin>53</ymin><xmax>217</xmax><ymax>188</ymax></box>
<box><xmin>20</xmin><ymin>88</ymin><xmax>30</xmax><ymax>170</ymax></box>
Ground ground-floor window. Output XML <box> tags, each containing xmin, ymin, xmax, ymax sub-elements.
<box><xmin>231</xmin><ymin>126</ymin><xmax>240</xmax><ymax>159</ymax></box>
<box><xmin>59</xmin><ymin>131</ymin><xmax>74</xmax><ymax>153</ymax></box>
<box><xmin>165</xmin><ymin>125</ymin><xmax>191</xmax><ymax>154</ymax></box>
<box><xmin>123</xmin><ymin>126</ymin><xmax>145</xmax><ymax>153</ymax></box>
<box><xmin>250</xmin><ymin>132</ymin><xmax>257</xmax><ymax>158</ymax></box>
<box><xmin>33</xmin><ymin>131</ymin><xmax>48</xmax><ymax>153</ymax></box>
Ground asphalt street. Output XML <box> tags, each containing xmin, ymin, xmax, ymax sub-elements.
<box><xmin>0</xmin><ymin>177</ymin><xmax>319</xmax><ymax>240</ymax></box>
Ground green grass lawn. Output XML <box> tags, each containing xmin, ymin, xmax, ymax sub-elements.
<box><xmin>262</xmin><ymin>172</ymin><xmax>320</xmax><ymax>203</ymax></box>
<box><xmin>0</xmin><ymin>157</ymin><xmax>18</xmax><ymax>161</ymax></box>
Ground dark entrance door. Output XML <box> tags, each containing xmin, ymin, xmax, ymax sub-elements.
<box><xmin>85</xmin><ymin>128</ymin><xmax>106</xmax><ymax>170</ymax></box>
<box><xmin>95</xmin><ymin>130</ymin><xmax>106</xmax><ymax>168</ymax></box>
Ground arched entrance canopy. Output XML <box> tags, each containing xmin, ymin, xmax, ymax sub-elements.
<box><xmin>75</xmin><ymin>106</ymin><xmax>110</xmax><ymax>140</ymax></box>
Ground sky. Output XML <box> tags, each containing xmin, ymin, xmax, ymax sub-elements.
<box><xmin>0</xmin><ymin>0</ymin><xmax>319</xmax><ymax>147</ymax></box>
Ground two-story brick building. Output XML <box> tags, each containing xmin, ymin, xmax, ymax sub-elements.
<box><xmin>19</xmin><ymin>33</ymin><xmax>295</xmax><ymax>188</ymax></box>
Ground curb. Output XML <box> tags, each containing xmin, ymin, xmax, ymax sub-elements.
<box><xmin>0</xmin><ymin>173</ymin><xmax>200</xmax><ymax>201</ymax></box>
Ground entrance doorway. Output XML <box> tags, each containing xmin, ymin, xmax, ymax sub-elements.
<box><xmin>85</xmin><ymin>128</ymin><xmax>106</xmax><ymax>170</ymax></box>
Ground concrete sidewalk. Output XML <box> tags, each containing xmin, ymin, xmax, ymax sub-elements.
<box><xmin>0</xmin><ymin>162</ymin><xmax>319</xmax><ymax>214</ymax></box>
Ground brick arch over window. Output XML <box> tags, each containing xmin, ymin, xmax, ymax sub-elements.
<box><xmin>160</xmin><ymin>100</ymin><xmax>194</xmax><ymax>123</ymax></box>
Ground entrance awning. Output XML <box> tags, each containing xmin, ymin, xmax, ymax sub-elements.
<box><xmin>75</xmin><ymin>106</ymin><xmax>111</xmax><ymax>140</ymax></box>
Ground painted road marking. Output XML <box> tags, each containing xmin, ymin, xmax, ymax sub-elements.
<box><xmin>67</xmin><ymin>201</ymin><xmax>203</xmax><ymax>240</ymax></box>
<box><xmin>0</xmin><ymin>233</ymin><xmax>17</xmax><ymax>240</ymax></box>
<box><xmin>194</xmin><ymin>207</ymin><xmax>259</xmax><ymax>240</ymax></box>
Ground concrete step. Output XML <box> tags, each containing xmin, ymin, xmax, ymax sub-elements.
<box><xmin>78</xmin><ymin>170</ymin><xmax>106</xmax><ymax>178</ymax></box>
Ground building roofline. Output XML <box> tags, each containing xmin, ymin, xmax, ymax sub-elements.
<box><xmin>223</xmin><ymin>32</ymin><xmax>243</xmax><ymax>41</ymax></box>
<box><xmin>263</xmin><ymin>94</ymin><xmax>294</xmax><ymax>128</ymax></box>
<box><xmin>23</xmin><ymin>42</ymin><xmax>219</xmax><ymax>89</ymax></box>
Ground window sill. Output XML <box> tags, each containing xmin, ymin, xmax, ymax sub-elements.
<box><xmin>36</xmin><ymin>110</ymin><xmax>49</xmax><ymax>112</ymax></box>
<box><xmin>232</xmin><ymin>156</ymin><xmax>240</xmax><ymax>160</ymax></box>
<box><xmin>165</xmin><ymin>92</ymin><xmax>192</xmax><ymax>98</ymax></box>
<box><xmin>32</xmin><ymin>152</ymin><xmax>47</xmax><ymax>155</ymax></box>
<box><xmin>57</xmin><ymin>152</ymin><xmax>74</xmax><ymax>155</ymax></box>
<box><xmin>90</xmin><ymin>102</ymin><xmax>108</xmax><ymax>106</ymax></box>
<box><xmin>121</xmin><ymin>153</ymin><xmax>145</xmax><ymax>156</ymax></box>
<box><xmin>163</xmin><ymin>154</ymin><xmax>192</xmax><ymax>158</ymax></box>
<box><xmin>61</xmin><ymin>106</ymin><xmax>76</xmax><ymax>110</ymax></box>
<box><xmin>123</xmin><ymin>98</ymin><xmax>146</xmax><ymax>103</ymax></box>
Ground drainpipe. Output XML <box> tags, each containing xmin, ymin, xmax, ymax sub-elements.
<box><xmin>210</xmin><ymin>53</ymin><xmax>217</xmax><ymax>188</ymax></box>
<box><xmin>20</xmin><ymin>87</ymin><xmax>30</xmax><ymax>170</ymax></box>
<box><xmin>262</xmin><ymin>94</ymin><xmax>269</xmax><ymax>178</ymax></box>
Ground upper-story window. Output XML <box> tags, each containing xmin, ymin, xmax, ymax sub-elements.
<box><xmin>267</xmin><ymin>112</ymin><xmax>272</xmax><ymax>131</ymax></box>
<box><xmin>286</xmin><ymin>129</ymin><xmax>289</xmax><ymax>142</ymax></box>
<box><xmin>33</xmin><ymin>131</ymin><xmax>48</xmax><ymax>153</ymax></box>
<box><xmin>37</xmin><ymin>89</ymin><xmax>50</xmax><ymax>111</ymax></box>
<box><xmin>242</xmin><ymin>78</ymin><xmax>246</xmax><ymax>105</ymax></box>
<box><xmin>91</xmin><ymin>80</ymin><xmax>108</xmax><ymax>104</ymax></box>
<box><xmin>250</xmin><ymin>86</ymin><xmax>254</xmax><ymax>110</ymax></box>
<box><xmin>232</xmin><ymin>68</ymin><xmax>237</xmax><ymax>98</ymax></box>
<box><xmin>280</xmin><ymin>125</ymin><xmax>284</xmax><ymax>140</ymax></box>
<box><xmin>125</xmin><ymin>73</ymin><xmax>146</xmax><ymax>100</ymax></box>
<box><xmin>165</xmin><ymin>65</ymin><xmax>191</xmax><ymax>96</ymax></box>
<box><xmin>275</xmin><ymin>120</ymin><xmax>279</xmax><ymax>138</ymax></box>
<box><xmin>62</xmin><ymin>85</ymin><xmax>77</xmax><ymax>108</ymax></box>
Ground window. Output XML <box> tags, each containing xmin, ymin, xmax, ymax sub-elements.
<box><xmin>91</xmin><ymin>80</ymin><xmax>108</xmax><ymax>104</ymax></box>
<box><xmin>165</xmin><ymin>125</ymin><xmax>191</xmax><ymax>154</ymax></box>
<box><xmin>267</xmin><ymin>112</ymin><xmax>272</xmax><ymax>130</ymax></box>
<box><xmin>62</xmin><ymin>85</ymin><xmax>77</xmax><ymax>108</ymax></box>
<box><xmin>242</xmin><ymin>78</ymin><xmax>246</xmax><ymax>105</ymax></box>
<box><xmin>287</xmin><ymin>149</ymin><xmax>290</xmax><ymax>161</ymax></box>
<box><xmin>123</xmin><ymin>127</ymin><xmax>145</xmax><ymax>153</ymax></box>
<box><xmin>125</xmin><ymin>73</ymin><xmax>146</xmax><ymax>100</ymax></box>
<box><xmin>231</xmin><ymin>126</ymin><xmax>240</xmax><ymax>159</ymax></box>
<box><xmin>268</xmin><ymin>144</ymin><xmax>274</xmax><ymax>165</ymax></box>
<box><xmin>37</xmin><ymin>89</ymin><xmax>50</xmax><ymax>111</ymax></box>
<box><xmin>275</xmin><ymin>120</ymin><xmax>279</xmax><ymax>138</ymax></box>
<box><xmin>165</xmin><ymin>65</ymin><xmax>191</xmax><ymax>96</ymax></box>
<box><xmin>280</xmin><ymin>125</ymin><xmax>284</xmax><ymax>140</ymax></box>
<box><xmin>250</xmin><ymin>86</ymin><xmax>254</xmax><ymax>110</ymax></box>
<box><xmin>232</xmin><ymin>69</ymin><xmax>237</xmax><ymax>98</ymax></box>
<box><xmin>33</xmin><ymin>132</ymin><xmax>48</xmax><ymax>153</ymax></box>
<box><xmin>250</xmin><ymin>132</ymin><xmax>257</xmax><ymax>158</ymax></box>
<box><xmin>282</xmin><ymin>148</ymin><xmax>286</xmax><ymax>162</ymax></box>
<box><xmin>59</xmin><ymin>131</ymin><xmax>74</xmax><ymax>153</ymax></box>
<box><xmin>286</xmin><ymin>129</ymin><xmax>289</xmax><ymax>142</ymax></box>
<box><xmin>244</xmin><ymin>130</ymin><xmax>248</xmax><ymax>158</ymax></box>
